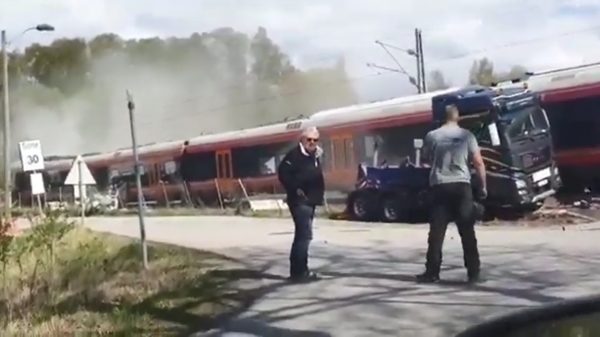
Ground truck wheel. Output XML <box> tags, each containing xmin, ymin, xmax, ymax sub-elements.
<box><xmin>348</xmin><ymin>191</ymin><xmax>376</xmax><ymax>221</ymax></box>
<box><xmin>379</xmin><ymin>192</ymin><xmax>410</xmax><ymax>223</ymax></box>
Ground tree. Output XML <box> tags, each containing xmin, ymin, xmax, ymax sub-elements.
<box><xmin>496</xmin><ymin>65</ymin><xmax>529</xmax><ymax>83</ymax></box>
<box><xmin>3</xmin><ymin>27</ymin><xmax>358</xmax><ymax>153</ymax></box>
<box><xmin>427</xmin><ymin>70</ymin><xmax>451</xmax><ymax>90</ymax></box>
<box><xmin>468</xmin><ymin>58</ymin><xmax>529</xmax><ymax>86</ymax></box>
<box><xmin>468</xmin><ymin>57</ymin><xmax>496</xmax><ymax>86</ymax></box>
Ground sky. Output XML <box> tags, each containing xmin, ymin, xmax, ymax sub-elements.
<box><xmin>2</xmin><ymin>0</ymin><xmax>600</xmax><ymax>157</ymax></box>
<box><xmin>2</xmin><ymin>0</ymin><xmax>600</xmax><ymax>102</ymax></box>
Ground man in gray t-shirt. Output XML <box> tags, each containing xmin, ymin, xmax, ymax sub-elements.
<box><xmin>425</xmin><ymin>121</ymin><xmax>479</xmax><ymax>186</ymax></box>
<box><xmin>416</xmin><ymin>104</ymin><xmax>487</xmax><ymax>284</ymax></box>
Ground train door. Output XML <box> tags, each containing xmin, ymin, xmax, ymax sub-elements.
<box><xmin>147</xmin><ymin>163</ymin><xmax>159</xmax><ymax>186</ymax></box>
<box><xmin>329</xmin><ymin>134</ymin><xmax>355</xmax><ymax>189</ymax></box>
<box><xmin>143</xmin><ymin>163</ymin><xmax>161</xmax><ymax>203</ymax></box>
<box><xmin>215</xmin><ymin>150</ymin><xmax>234</xmax><ymax>195</ymax></box>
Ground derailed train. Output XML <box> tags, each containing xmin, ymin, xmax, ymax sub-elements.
<box><xmin>10</xmin><ymin>62</ymin><xmax>600</xmax><ymax>206</ymax></box>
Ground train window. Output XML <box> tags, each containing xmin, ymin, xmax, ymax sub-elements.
<box><xmin>109</xmin><ymin>169</ymin><xmax>120</xmax><ymax>179</ymax></box>
<box><xmin>343</xmin><ymin>138</ymin><xmax>354</xmax><ymax>169</ymax></box>
<box><xmin>164</xmin><ymin>160</ymin><xmax>177</xmax><ymax>175</ymax></box>
<box><xmin>160</xmin><ymin>160</ymin><xmax>179</xmax><ymax>184</ymax></box>
<box><xmin>320</xmin><ymin>138</ymin><xmax>332</xmax><ymax>171</ymax></box>
<box><xmin>14</xmin><ymin>172</ymin><xmax>29</xmax><ymax>191</ymax></box>
<box><xmin>260</xmin><ymin>157</ymin><xmax>276</xmax><ymax>175</ymax></box>
<box><xmin>46</xmin><ymin>170</ymin><xmax>62</xmax><ymax>185</ymax></box>
<box><xmin>332</xmin><ymin>139</ymin><xmax>344</xmax><ymax>169</ymax></box>
<box><xmin>364</xmin><ymin>136</ymin><xmax>375</xmax><ymax>157</ymax></box>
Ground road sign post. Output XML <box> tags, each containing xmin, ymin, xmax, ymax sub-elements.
<box><xmin>78</xmin><ymin>159</ymin><xmax>84</xmax><ymax>225</ymax></box>
<box><xmin>18</xmin><ymin>140</ymin><xmax>46</xmax><ymax>221</ymax></box>
<box><xmin>64</xmin><ymin>155</ymin><xmax>96</xmax><ymax>226</ymax></box>
<box><xmin>126</xmin><ymin>91</ymin><xmax>149</xmax><ymax>270</ymax></box>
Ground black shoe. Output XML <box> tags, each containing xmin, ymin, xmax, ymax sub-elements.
<box><xmin>288</xmin><ymin>271</ymin><xmax>320</xmax><ymax>283</ymax></box>
<box><xmin>467</xmin><ymin>271</ymin><xmax>482</xmax><ymax>284</ymax></box>
<box><xmin>415</xmin><ymin>272</ymin><xmax>440</xmax><ymax>284</ymax></box>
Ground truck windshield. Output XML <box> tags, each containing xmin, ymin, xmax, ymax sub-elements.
<box><xmin>503</xmin><ymin>106</ymin><xmax>549</xmax><ymax>141</ymax></box>
<box><xmin>458</xmin><ymin>114</ymin><xmax>491</xmax><ymax>143</ymax></box>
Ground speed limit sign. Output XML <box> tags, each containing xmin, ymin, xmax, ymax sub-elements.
<box><xmin>19</xmin><ymin>140</ymin><xmax>45</xmax><ymax>172</ymax></box>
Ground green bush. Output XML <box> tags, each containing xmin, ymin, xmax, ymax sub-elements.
<box><xmin>0</xmin><ymin>209</ymin><xmax>252</xmax><ymax>335</ymax></box>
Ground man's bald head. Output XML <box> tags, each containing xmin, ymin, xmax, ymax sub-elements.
<box><xmin>445</xmin><ymin>104</ymin><xmax>460</xmax><ymax>122</ymax></box>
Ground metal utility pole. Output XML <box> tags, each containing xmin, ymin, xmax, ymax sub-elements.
<box><xmin>417</xmin><ymin>29</ymin><xmax>427</xmax><ymax>93</ymax></box>
<box><xmin>1</xmin><ymin>24</ymin><xmax>54</xmax><ymax>223</ymax></box>
<box><xmin>371</xmin><ymin>30</ymin><xmax>425</xmax><ymax>93</ymax></box>
<box><xmin>126</xmin><ymin>91</ymin><xmax>148</xmax><ymax>269</ymax></box>
<box><xmin>414</xmin><ymin>29</ymin><xmax>422</xmax><ymax>93</ymax></box>
<box><xmin>1</xmin><ymin>30</ymin><xmax>10</xmax><ymax>222</ymax></box>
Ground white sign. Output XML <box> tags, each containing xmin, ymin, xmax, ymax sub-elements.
<box><xmin>19</xmin><ymin>140</ymin><xmax>45</xmax><ymax>172</ymax></box>
<box><xmin>64</xmin><ymin>155</ymin><xmax>96</xmax><ymax>185</ymax></box>
<box><xmin>30</xmin><ymin>172</ymin><xmax>45</xmax><ymax>195</ymax></box>
<box><xmin>413</xmin><ymin>138</ymin><xmax>423</xmax><ymax>149</ymax></box>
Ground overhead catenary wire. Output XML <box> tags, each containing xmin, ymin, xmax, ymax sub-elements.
<box><xmin>137</xmin><ymin>22</ymin><xmax>600</xmax><ymax>128</ymax></box>
<box><xmin>133</xmin><ymin>0</ymin><xmax>581</xmax><ymax>115</ymax></box>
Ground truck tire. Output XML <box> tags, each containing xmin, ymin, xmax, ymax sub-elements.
<box><xmin>379</xmin><ymin>191</ymin><xmax>410</xmax><ymax>223</ymax></box>
<box><xmin>348</xmin><ymin>190</ymin><xmax>377</xmax><ymax>222</ymax></box>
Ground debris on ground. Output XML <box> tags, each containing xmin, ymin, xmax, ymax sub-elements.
<box><xmin>482</xmin><ymin>195</ymin><xmax>600</xmax><ymax>227</ymax></box>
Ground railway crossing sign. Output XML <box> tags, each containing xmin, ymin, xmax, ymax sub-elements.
<box><xmin>64</xmin><ymin>155</ymin><xmax>96</xmax><ymax>186</ymax></box>
<box><xmin>18</xmin><ymin>140</ymin><xmax>45</xmax><ymax>172</ymax></box>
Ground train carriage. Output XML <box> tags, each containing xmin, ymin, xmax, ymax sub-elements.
<box><xmin>11</xmin><ymin>62</ymin><xmax>600</xmax><ymax>207</ymax></box>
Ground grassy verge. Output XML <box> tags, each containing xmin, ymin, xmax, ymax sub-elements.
<box><xmin>0</xmin><ymin>212</ymin><xmax>264</xmax><ymax>335</ymax></box>
<box><xmin>11</xmin><ymin>205</ymin><xmax>347</xmax><ymax>219</ymax></box>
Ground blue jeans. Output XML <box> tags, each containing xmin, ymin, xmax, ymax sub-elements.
<box><xmin>289</xmin><ymin>204</ymin><xmax>315</xmax><ymax>277</ymax></box>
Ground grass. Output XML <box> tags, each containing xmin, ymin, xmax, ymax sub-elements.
<box><xmin>11</xmin><ymin>204</ymin><xmax>347</xmax><ymax>219</ymax></box>
<box><xmin>0</xmin><ymin>217</ymin><xmax>265</xmax><ymax>335</ymax></box>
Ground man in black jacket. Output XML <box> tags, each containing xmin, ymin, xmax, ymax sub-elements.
<box><xmin>277</xmin><ymin>126</ymin><xmax>325</xmax><ymax>282</ymax></box>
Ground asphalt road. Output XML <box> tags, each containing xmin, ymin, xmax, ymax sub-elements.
<box><xmin>76</xmin><ymin>216</ymin><xmax>600</xmax><ymax>337</ymax></box>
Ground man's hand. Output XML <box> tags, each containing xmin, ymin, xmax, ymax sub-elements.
<box><xmin>296</xmin><ymin>189</ymin><xmax>306</xmax><ymax>198</ymax></box>
<box><xmin>476</xmin><ymin>187</ymin><xmax>488</xmax><ymax>200</ymax></box>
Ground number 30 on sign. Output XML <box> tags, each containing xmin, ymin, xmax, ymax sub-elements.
<box><xmin>19</xmin><ymin>140</ymin><xmax>45</xmax><ymax>172</ymax></box>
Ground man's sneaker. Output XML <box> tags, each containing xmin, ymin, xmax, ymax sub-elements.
<box><xmin>288</xmin><ymin>271</ymin><xmax>320</xmax><ymax>283</ymax></box>
<box><xmin>415</xmin><ymin>272</ymin><xmax>440</xmax><ymax>284</ymax></box>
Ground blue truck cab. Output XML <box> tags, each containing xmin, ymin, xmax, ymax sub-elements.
<box><xmin>432</xmin><ymin>85</ymin><xmax>560</xmax><ymax>209</ymax></box>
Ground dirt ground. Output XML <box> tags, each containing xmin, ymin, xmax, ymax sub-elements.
<box><xmin>483</xmin><ymin>195</ymin><xmax>600</xmax><ymax>227</ymax></box>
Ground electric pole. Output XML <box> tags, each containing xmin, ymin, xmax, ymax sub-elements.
<box><xmin>414</xmin><ymin>29</ymin><xmax>422</xmax><ymax>93</ymax></box>
<box><xmin>417</xmin><ymin>29</ymin><xmax>426</xmax><ymax>93</ymax></box>
<box><xmin>369</xmin><ymin>29</ymin><xmax>426</xmax><ymax>93</ymax></box>
<box><xmin>2</xmin><ymin>24</ymin><xmax>54</xmax><ymax>223</ymax></box>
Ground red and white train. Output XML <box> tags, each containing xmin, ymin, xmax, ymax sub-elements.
<box><xmin>11</xmin><ymin>61</ymin><xmax>600</xmax><ymax>206</ymax></box>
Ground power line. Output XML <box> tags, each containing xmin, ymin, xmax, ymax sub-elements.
<box><xmin>146</xmin><ymin>0</ymin><xmax>585</xmax><ymax>112</ymax></box>
<box><xmin>426</xmin><ymin>24</ymin><xmax>600</xmax><ymax>66</ymax></box>
<box><xmin>138</xmin><ymin>22</ymin><xmax>600</xmax><ymax>128</ymax></box>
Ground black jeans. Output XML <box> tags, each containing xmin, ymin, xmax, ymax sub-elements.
<box><xmin>425</xmin><ymin>182</ymin><xmax>480</xmax><ymax>276</ymax></box>
<box><xmin>289</xmin><ymin>204</ymin><xmax>315</xmax><ymax>277</ymax></box>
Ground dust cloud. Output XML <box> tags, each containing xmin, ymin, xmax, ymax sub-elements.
<box><xmin>10</xmin><ymin>46</ymin><xmax>254</xmax><ymax>158</ymax></box>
